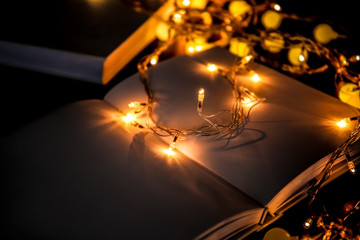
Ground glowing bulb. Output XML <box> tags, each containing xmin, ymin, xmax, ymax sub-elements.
<box><xmin>150</xmin><ymin>55</ymin><xmax>158</xmax><ymax>65</ymax></box>
<box><xmin>164</xmin><ymin>136</ymin><xmax>178</xmax><ymax>156</ymax></box>
<box><xmin>229</xmin><ymin>0</ymin><xmax>252</xmax><ymax>17</ymax></box>
<box><xmin>225</xmin><ymin>25</ymin><xmax>233</xmax><ymax>32</ymax></box>
<box><xmin>128</xmin><ymin>102</ymin><xmax>140</xmax><ymax>108</ymax></box>
<box><xmin>356</xmin><ymin>55</ymin><xmax>360</xmax><ymax>61</ymax></box>
<box><xmin>198</xmin><ymin>88</ymin><xmax>205</xmax><ymax>112</ymax></box>
<box><xmin>252</xmin><ymin>73</ymin><xmax>260</xmax><ymax>82</ymax></box>
<box><xmin>299</xmin><ymin>54</ymin><xmax>305</xmax><ymax>62</ymax></box>
<box><xmin>122</xmin><ymin>113</ymin><xmax>136</xmax><ymax>123</ymax></box>
<box><xmin>198</xmin><ymin>88</ymin><xmax>205</xmax><ymax>101</ymax></box>
<box><xmin>348</xmin><ymin>161</ymin><xmax>356</xmax><ymax>174</ymax></box>
<box><xmin>288</xmin><ymin>46</ymin><xmax>308</xmax><ymax>65</ymax></box>
<box><xmin>185</xmin><ymin>38</ymin><xmax>211</xmax><ymax>54</ymax></box>
<box><xmin>195</xmin><ymin>45</ymin><xmax>203</xmax><ymax>52</ymax></box>
<box><xmin>261</xmin><ymin>10</ymin><xmax>283</xmax><ymax>29</ymax></box>
<box><xmin>337</xmin><ymin>118</ymin><xmax>350</xmax><ymax>128</ymax></box>
<box><xmin>172</xmin><ymin>12</ymin><xmax>183</xmax><ymax>24</ymax></box>
<box><xmin>164</xmin><ymin>148</ymin><xmax>174</xmax><ymax>156</ymax></box>
<box><xmin>313</xmin><ymin>23</ymin><xmax>339</xmax><ymax>44</ymax></box>
<box><xmin>273</xmin><ymin>3</ymin><xmax>281</xmax><ymax>11</ymax></box>
<box><xmin>245</xmin><ymin>55</ymin><xmax>252</xmax><ymax>62</ymax></box>
<box><xmin>303</xmin><ymin>218</ymin><xmax>313</xmax><ymax>229</ymax></box>
<box><xmin>183</xmin><ymin>0</ymin><xmax>190</xmax><ymax>6</ymax></box>
<box><xmin>207</xmin><ymin>63</ymin><xmax>218</xmax><ymax>72</ymax></box>
<box><xmin>229</xmin><ymin>38</ymin><xmax>251</xmax><ymax>57</ymax></box>
<box><xmin>241</xmin><ymin>97</ymin><xmax>251</xmax><ymax>104</ymax></box>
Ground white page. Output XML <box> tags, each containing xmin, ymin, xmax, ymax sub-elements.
<box><xmin>105</xmin><ymin>47</ymin><xmax>359</xmax><ymax>206</ymax></box>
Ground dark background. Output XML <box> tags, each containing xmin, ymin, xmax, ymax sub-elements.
<box><xmin>0</xmin><ymin>0</ymin><xmax>359</xmax><ymax>239</ymax></box>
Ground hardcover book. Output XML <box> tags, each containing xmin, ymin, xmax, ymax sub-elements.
<box><xmin>1</xmin><ymin>47</ymin><xmax>359</xmax><ymax>239</ymax></box>
<box><xmin>0</xmin><ymin>0</ymin><xmax>173</xmax><ymax>84</ymax></box>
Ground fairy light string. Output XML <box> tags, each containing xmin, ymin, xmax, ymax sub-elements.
<box><xmin>121</xmin><ymin>0</ymin><xmax>360</xmax><ymax>237</ymax></box>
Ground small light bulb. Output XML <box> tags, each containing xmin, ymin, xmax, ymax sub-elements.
<box><xmin>299</xmin><ymin>54</ymin><xmax>305</xmax><ymax>62</ymax></box>
<box><xmin>241</xmin><ymin>97</ymin><xmax>251</xmax><ymax>104</ymax></box>
<box><xmin>122</xmin><ymin>113</ymin><xmax>136</xmax><ymax>123</ymax></box>
<box><xmin>288</xmin><ymin>46</ymin><xmax>308</xmax><ymax>65</ymax></box>
<box><xmin>348</xmin><ymin>161</ymin><xmax>356</xmax><ymax>174</ymax></box>
<box><xmin>337</xmin><ymin>118</ymin><xmax>350</xmax><ymax>128</ymax></box>
<box><xmin>245</xmin><ymin>55</ymin><xmax>252</xmax><ymax>62</ymax></box>
<box><xmin>198</xmin><ymin>88</ymin><xmax>205</xmax><ymax>112</ymax></box>
<box><xmin>164</xmin><ymin>136</ymin><xmax>178</xmax><ymax>156</ymax></box>
<box><xmin>273</xmin><ymin>3</ymin><xmax>281</xmax><ymax>11</ymax></box>
<box><xmin>198</xmin><ymin>88</ymin><xmax>205</xmax><ymax>101</ymax></box>
<box><xmin>225</xmin><ymin>25</ymin><xmax>233</xmax><ymax>32</ymax></box>
<box><xmin>195</xmin><ymin>45</ymin><xmax>203</xmax><ymax>52</ymax></box>
<box><xmin>207</xmin><ymin>63</ymin><xmax>218</xmax><ymax>72</ymax></box>
<box><xmin>172</xmin><ymin>13</ymin><xmax>183</xmax><ymax>24</ymax></box>
<box><xmin>356</xmin><ymin>55</ymin><xmax>360</xmax><ymax>61</ymax></box>
<box><xmin>150</xmin><ymin>55</ymin><xmax>158</xmax><ymax>65</ymax></box>
<box><xmin>303</xmin><ymin>217</ymin><xmax>313</xmax><ymax>229</ymax></box>
<box><xmin>164</xmin><ymin>146</ymin><xmax>175</xmax><ymax>156</ymax></box>
<box><xmin>252</xmin><ymin>73</ymin><xmax>260</xmax><ymax>82</ymax></box>
<box><xmin>183</xmin><ymin>0</ymin><xmax>190</xmax><ymax>6</ymax></box>
<box><xmin>128</xmin><ymin>102</ymin><xmax>139</xmax><ymax>108</ymax></box>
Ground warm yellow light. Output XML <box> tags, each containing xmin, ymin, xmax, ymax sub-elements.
<box><xmin>190</xmin><ymin>0</ymin><xmax>208</xmax><ymax>9</ymax></box>
<box><xmin>338</xmin><ymin>83</ymin><xmax>360</xmax><ymax>109</ymax></box>
<box><xmin>288</xmin><ymin>46</ymin><xmax>308</xmax><ymax>65</ymax></box>
<box><xmin>229</xmin><ymin>38</ymin><xmax>251</xmax><ymax>57</ymax></box>
<box><xmin>303</xmin><ymin>218</ymin><xmax>313</xmax><ymax>229</ymax></box>
<box><xmin>164</xmin><ymin>137</ymin><xmax>178</xmax><ymax>156</ymax></box>
<box><xmin>164</xmin><ymin>147</ymin><xmax>175</xmax><ymax>156</ymax></box>
<box><xmin>185</xmin><ymin>38</ymin><xmax>213</xmax><ymax>54</ymax></box>
<box><xmin>356</xmin><ymin>55</ymin><xmax>360</xmax><ymax>61</ymax></box>
<box><xmin>273</xmin><ymin>3</ymin><xmax>281</xmax><ymax>11</ymax></box>
<box><xmin>261</xmin><ymin>10</ymin><xmax>283</xmax><ymax>29</ymax></box>
<box><xmin>245</xmin><ymin>55</ymin><xmax>252</xmax><ymax>62</ymax></box>
<box><xmin>337</xmin><ymin>118</ymin><xmax>350</xmax><ymax>128</ymax></box>
<box><xmin>122</xmin><ymin>113</ymin><xmax>136</xmax><ymax>123</ymax></box>
<box><xmin>348</xmin><ymin>161</ymin><xmax>356</xmax><ymax>174</ymax></box>
<box><xmin>195</xmin><ymin>45</ymin><xmax>203</xmax><ymax>52</ymax></box>
<box><xmin>225</xmin><ymin>25</ymin><xmax>233</xmax><ymax>32</ymax></box>
<box><xmin>198</xmin><ymin>88</ymin><xmax>205</xmax><ymax>101</ymax></box>
<box><xmin>263</xmin><ymin>32</ymin><xmax>285</xmax><ymax>53</ymax></box>
<box><xmin>313</xmin><ymin>23</ymin><xmax>339</xmax><ymax>44</ymax></box>
<box><xmin>156</xmin><ymin>22</ymin><xmax>174</xmax><ymax>41</ymax></box>
<box><xmin>299</xmin><ymin>54</ymin><xmax>305</xmax><ymax>63</ymax></box>
<box><xmin>128</xmin><ymin>102</ymin><xmax>140</xmax><ymax>108</ymax></box>
<box><xmin>198</xmin><ymin>88</ymin><xmax>205</xmax><ymax>112</ymax></box>
<box><xmin>150</xmin><ymin>55</ymin><xmax>158</xmax><ymax>65</ymax></box>
<box><xmin>177</xmin><ymin>0</ymin><xmax>208</xmax><ymax>9</ymax></box>
<box><xmin>252</xmin><ymin>73</ymin><xmax>260</xmax><ymax>82</ymax></box>
<box><xmin>241</xmin><ymin>97</ymin><xmax>251</xmax><ymax>104</ymax></box>
<box><xmin>228</xmin><ymin>0</ymin><xmax>252</xmax><ymax>17</ymax></box>
<box><xmin>172</xmin><ymin>12</ymin><xmax>183</xmax><ymax>24</ymax></box>
<box><xmin>183</xmin><ymin>0</ymin><xmax>190</xmax><ymax>6</ymax></box>
<box><xmin>207</xmin><ymin>63</ymin><xmax>218</xmax><ymax>72</ymax></box>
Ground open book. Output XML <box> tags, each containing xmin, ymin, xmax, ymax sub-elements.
<box><xmin>1</xmin><ymin>47</ymin><xmax>359</xmax><ymax>239</ymax></box>
<box><xmin>0</xmin><ymin>0</ymin><xmax>174</xmax><ymax>84</ymax></box>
